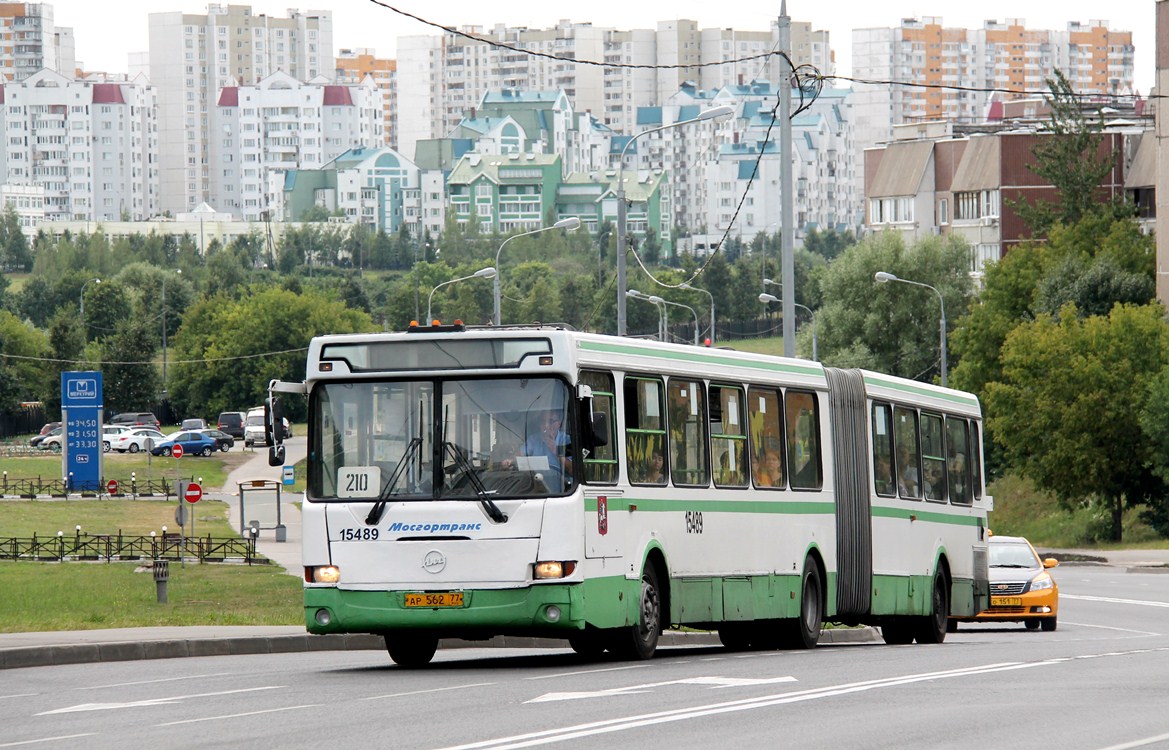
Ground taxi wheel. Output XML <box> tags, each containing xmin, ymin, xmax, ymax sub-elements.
<box><xmin>385</xmin><ymin>633</ymin><xmax>438</xmax><ymax>668</ymax></box>
<box><xmin>1040</xmin><ymin>616</ymin><xmax>1058</xmax><ymax>632</ymax></box>
<box><xmin>1025</xmin><ymin>619</ymin><xmax>1040</xmax><ymax>630</ymax></box>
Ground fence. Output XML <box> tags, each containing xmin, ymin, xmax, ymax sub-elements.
<box><xmin>0</xmin><ymin>475</ymin><xmax>185</xmax><ymax>498</ymax></box>
<box><xmin>0</xmin><ymin>530</ymin><xmax>262</xmax><ymax>564</ymax></box>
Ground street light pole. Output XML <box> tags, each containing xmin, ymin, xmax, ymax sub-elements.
<box><xmin>625</xmin><ymin>290</ymin><xmax>664</xmax><ymax>341</ymax></box>
<box><xmin>759</xmin><ymin>291</ymin><xmax>818</xmax><ymax>361</ymax></box>
<box><xmin>427</xmin><ymin>267</ymin><xmax>496</xmax><ymax>323</ymax></box>
<box><xmin>616</xmin><ymin>105</ymin><xmax>735</xmax><ymax>336</ymax></box>
<box><xmin>494</xmin><ymin>217</ymin><xmax>581</xmax><ymax>325</ymax></box>
<box><xmin>679</xmin><ymin>282</ymin><xmax>714</xmax><ymax>345</ymax></box>
<box><xmin>874</xmin><ymin>271</ymin><xmax>947</xmax><ymax>386</ymax></box>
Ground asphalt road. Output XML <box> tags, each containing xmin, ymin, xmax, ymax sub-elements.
<box><xmin>4</xmin><ymin>565</ymin><xmax>1168</xmax><ymax>750</ymax></box>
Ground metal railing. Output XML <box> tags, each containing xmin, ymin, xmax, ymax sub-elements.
<box><xmin>0</xmin><ymin>531</ymin><xmax>262</xmax><ymax>564</ymax></box>
<box><xmin>0</xmin><ymin>475</ymin><xmax>183</xmax><ymax>498</ymax></box>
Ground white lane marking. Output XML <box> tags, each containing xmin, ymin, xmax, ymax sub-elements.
<box><xmin>0</xmin><ymin>734</ymin><xmax>97</xmax><ymax>747</ymax></box>
<box><xmin>0</xmin><ymin>694</ymin><xmax>38</xmax><ymax>701</ymax></box>
<box><xmin>1061</xmin><ymin>621</ymin><xmax>1161</xmax><ymax>636</ymax></box>
<box><xmin>526</xmin><ymin>664</ymin><xmax>651</xmax><ymax>681</ymax></box>
<box><xmin>364</xmin><ymin>682</ymin><xmax>495</xmax><ymax>701</ymax></box>
<box><xmin>528</xmin><ymin>675</ymin><xmax>798</xmax><ymax>703</ymax></box>
<box><xmin>157</xmin><ymin>704</ymin><xmax>318</xmax><ymax>727</ymax></box>
<box><xmin>444</xmin><ymin>648</ymin><xmax>1169</xmax><ymax>750</ymax></box>
<box><xmin>1095</xmin><ymin>732</ymin><xmax>1169</xmax><ymax>750</ymax></box>
<box><xmin>1064</xmin><ymin>594</ymin><xmax>1169</xmax><ymax>608</ymax></box>
<box><xmin>75</xmin><ymin>673</ymin><xmax>235</xmax><ymax>690</ymax></box>
<box><xmin>36</xmin><ymin>686</ymin><xmax>284</xmax><ymax>715</ymax></box>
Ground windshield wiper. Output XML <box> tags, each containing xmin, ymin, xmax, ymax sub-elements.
<box><xmin>443</xmin><ymin>441</ymin><xmax>508</xmax><ymax>524</ymax></box>
<box><xmin>365</xmin><ymin>437</ymin><xmax>422</xmax><ymax>526</ymax></box>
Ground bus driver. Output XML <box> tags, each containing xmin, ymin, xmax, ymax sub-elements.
<box><xmin>524</xmin><ymin>410</ymin><xmax>572</xmax><ymax>490</ymax></box>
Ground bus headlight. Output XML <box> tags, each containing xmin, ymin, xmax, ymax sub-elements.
<box><xmin>533</xmin><ymin>561</ymin><xmax>577</xmax><ymax>579</ymax></box>
<box><xmin>306</xmin><ymin>565</ymin><xmax>341</xmax><ymax>584</ymax></box>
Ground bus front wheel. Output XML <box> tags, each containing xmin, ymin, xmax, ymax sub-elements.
<box><xmin>782</xmin><ymin>562</ymin><xmax>823</xmax><ymax>649</ymax></box>
<box><xmin>608</xmin><ymin>565</ymin><xmax>661</xmax><ymax>660</ymax></box>
<box><xmin>914</xmin><ymin>569</ymin><xmax>950</xmax><ymax>645</ymax></box>
<box><xmin>385</xmin><ymin>633</ymin><xmax>439</xmax><ymax>668</ymax></box>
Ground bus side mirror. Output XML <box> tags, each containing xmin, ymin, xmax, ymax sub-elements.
<box><xmin>268</xmin><ymin>444</ymin><xmax>286</xmax><ymax>467</ymax></box>
<box><xmin>265</xmin><ymin>395</ymin><xmax>284</xmax><ymax>446</ymax></box>
<box><xmin>590</xmin><ymin>412</ymin><xmax>609</xmax><ymax>448</ymax></box>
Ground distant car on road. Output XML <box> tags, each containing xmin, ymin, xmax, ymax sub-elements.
<box><xmin>149</xmin><ymin>430</ymin><xmax>219</xmax><ymax>457</ymax></box>
<box><xmin>949</xmin><ymin>534</ymin><xmax>1060</xmax><ymax>632</ymax></box>
<box><xmin>180</xmin><ymin>418</ymin><xmax>208</xmax><ymax>431</ymax></box>
<box><xmin>199</xmin><ymin>428</ymin><xmax>235</xmax><ymax>452</ymax></box>
<box><xmin>217</xmin><ymin>411</ymin><xmax>246</xmax><ymax>439</ymax></box>
<box><xmin>111</xmin><ymin>428</ymin><xmax>165</xmax><ymax>454</ymax></box>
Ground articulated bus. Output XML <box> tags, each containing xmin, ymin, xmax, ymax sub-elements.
<box><xmin>269</xmin><ymin>323</ymin><xmax>990</xmax><ymax>666</ymax></box>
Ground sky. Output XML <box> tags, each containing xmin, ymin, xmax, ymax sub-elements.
<box><xmin>55</xmin><ymin>0</ymin><xmax>1157</xmax><ymax>94</ymax></box>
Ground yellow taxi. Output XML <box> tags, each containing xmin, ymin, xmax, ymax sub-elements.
<box><xmin>949</xmin><ymin>535</ymin><xmax>1059</xmax><ymax>632</ymax></box>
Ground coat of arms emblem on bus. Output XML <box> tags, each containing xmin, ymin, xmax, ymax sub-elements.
<box><xmin>597</xmin><ymin>497</ymin><xmax>608</xmax><ymax>536</ymax></box>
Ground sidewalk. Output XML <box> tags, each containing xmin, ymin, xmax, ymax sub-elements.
<box><xmin>220</xmin><ymin>437</ymin><xmax>306</xmax><ymax>576</ymax></box>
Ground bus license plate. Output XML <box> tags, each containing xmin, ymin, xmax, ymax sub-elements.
<box><xmin>991</xmin><ymin>596</ymin><xmax>1022</xmax><ymax>607</ymax></box>
<box><xmin>404</xmin><ymin>592</ymin><xmax>465</xmax><ymax>608</ymax></box>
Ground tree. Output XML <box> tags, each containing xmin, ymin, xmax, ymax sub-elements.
<box><xmin>814</xmin><ymin>232</ymin><xmax>973</xmax><ymax>378</ymax></box>
<box><xmin>0</xmin><ymin>204</ymin><xmax>32</xmax><ymax>272</ymax></box>
<box><xmin>985</xmin><ymin>303</ymin><xmax>1169</xmax><ymax>542</ymax></box>
<box><xmin>802</xmin><ymin>228</ymin><xmax>855</xmax><ymax>262</ymax></box>
<box><xmin>0</xmin><ymin>310</ymin><xmax>49</xmax><ymax>413</ymax></box>
<box><xmin>100</xmin><ymin>318</ymin><xmax>160</xmax><ymax>415</ymax></box>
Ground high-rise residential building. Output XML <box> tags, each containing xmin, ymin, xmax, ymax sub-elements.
<box><xmin>335</xmin><ymin>47</ymin><xmax>396</xmax><ymax>149</ymax></box>
<box><xmin>0</xmin><ymin>69</ymin><xmax>158</xmax><ymax>223</ymax></box>
<box><xmin>0</xmin><ymin>2</ymin><xmax>73</xmax><ymax>80</ymax></box>
<box><xmin>394</xmin><ymin>18</ymin><xmax>832</xmax><ymax>161</ymax></box>
<box><xmin>210</xmin><ymin>72</ymin><xmax>382</xmax><ymax>221</ymax></box>
<box><xmin>148</xmin><ymin>4</ymin><xmax>334</xmax><ymax>216</ymax></box>
<box><xmin>852</xmin><ymin>17</ymin><xmax>1135</xmax><ymax>161</ymax></box>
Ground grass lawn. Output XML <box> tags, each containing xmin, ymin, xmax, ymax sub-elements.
<box><xmin>2</xmin><ymin>450</ymin><xmax>252</xmax><ymax>493</ymax></box>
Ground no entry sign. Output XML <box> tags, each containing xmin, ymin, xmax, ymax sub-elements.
<box><xmin>106</xmin><ymin>479</ymin><xmax>118</xmax><ymax>495</ymax></box>
<box><xmin>172</xmin><ymin>443</ymin><xmax>184</xmax><ymax>459</ymax></box>
<box><xmin>184</xmin><ymin>482</ymin><xmax>202</xmax><ymax>504</ymax></box>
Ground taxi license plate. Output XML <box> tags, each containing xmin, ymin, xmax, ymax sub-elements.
<box><xmin>404</xmin><ymin>592</ymin><xmax>464</xmax><ymax>608</ymax></box>
<box><xmin>991</xmin><ymin>596</ymin><xmax>1022</xmax><ymax>607</ymax></box>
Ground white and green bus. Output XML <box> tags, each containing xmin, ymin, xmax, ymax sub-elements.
<box><xmin>273</xmin><ymin>323</ymin><xmax>990</xmax><ymax>667</ymax></box>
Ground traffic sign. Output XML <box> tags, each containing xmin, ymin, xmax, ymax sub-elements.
<box><xmin>184</xmin><ymin>482</ymin><xmax>202</xmax><ymax>504</ymax></box>
<box><xmin>172</xmin><ymin>443</ymin><xmax>184</xmax><ymax>459</ymax></box>
<box><xmin>106</xmin><ymin>479</ymin><xmax>118</xmax><ymax>495</ymax></box>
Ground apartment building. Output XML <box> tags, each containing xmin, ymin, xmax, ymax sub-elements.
<box><xmin>394</xmin><ymin>18</ymin><xmax>832</xmax><ymax>162</ymax></box>
<box><xmin>282</xmin><ymin>146</ymin><xmax>420</xmax><ymax>236</ymax></box>
<box><xmin>148</xmin><ymin>4</ymin><xmax>333</xmax><ymax>216</ymax></box>
<box><xmin>852</xmin><ymin>17</ymin><xmax>1135</xmax><ymax>161</ymax></box>
<box><xmin>335</xmin><ymin>47</ymin><xmax>395</xmax><ymax>149</ymax></box>
<box><xmin>0</xmin><ymin>69</ymin><xmax>158</xmax><ymax>222</ymax></box>
<box><xmin>211</xmin><ymin>71</ymin><xmax>382</xmax><ymax>221</ymax></box>
<box><xmin>0</xmin><ymin>2</ymin><xmax>73</xmax><ymax>80</ymax></box>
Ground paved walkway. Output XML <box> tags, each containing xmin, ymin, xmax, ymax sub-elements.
<box><xmin>220</xmin><ymin>437</ymin><xmax>307</xmax><ymax>576</ymax></box>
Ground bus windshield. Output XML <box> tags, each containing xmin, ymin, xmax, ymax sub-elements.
<box><xmin>310</xmin><ymin>376</ymin><xmax>575</xmax><ymax>502</ymax></box>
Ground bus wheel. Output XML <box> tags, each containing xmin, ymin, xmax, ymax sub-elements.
<box><xmin>385</xmin><ymin>633</ymin><xmax>438</xmax><ymax>668</ymax></box>
<box><xmin>568</xmin><ymin>630</ymin><xmax>607</xmax><ymax>659</ymax></box>
<box><xmin>914</xmin><ymin>570</ymin><xmax>949</xmax><ymax>644</ymax></box>
<box><xmin>609</xmin><ymin>565</ymin><xmax>661</xmax><ymax>660</ymax></box>
<box><xmin>881</xmin><ymin>620</ymin><xmax>915</xmax><ymax>645</ymax></box>
<box><xmin>782</xmin><ymin>563</ymin><xmax>823</xmax><ymax>649</ymax></box>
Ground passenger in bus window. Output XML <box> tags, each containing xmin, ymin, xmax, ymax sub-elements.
<box><xmin>923</xmin><ymin>463</ymin><xmax>945</xmax><ymax>501</ymax></box>
<box><xmin>896</xmin><ymin>445</ymin><xmax>920</xmax><ymax>497</ymax></box>
<box><xmin>755</xmin><ymin>449</ymin><xmax>784</xmax><ymax>487</ymax></box>
<box><xmin>948</xmin><ymin>453</ymin><xmax>968</xmax><ymax>503</ymax></box>
<box><xmin>524</xmin><ymin>410</ymin><xmax>572</xmax><ymax>488</ymax></box>
<box><xmin>874</xmin><ymin>453</ymin><xmax>894</xmax><ymax>495</ymax></box>
<box><xmin>644</xmin><ymin>449</ymin><xmax>666</xmax><ymax>484</ymax></box>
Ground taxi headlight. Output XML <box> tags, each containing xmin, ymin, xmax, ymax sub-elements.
<box><xmin>1030</xmin><ymin>573</ymin><xmax>1053</xmax><ymax>591</ymax></box>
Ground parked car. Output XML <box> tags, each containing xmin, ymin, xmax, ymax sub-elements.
<box><xmin>199</xmin><ymin>428</ymin><xmax>235</xmax><ymax>452</ymax></box>
<box><xmin>181</xmin><ymin>418</ymin><xmax>208</xmax><ymax>430</ymax></box>
<box><xmin>102</xmin><ymin>424</ymin><xmax>133</xmax><ymax>452</ymax></box>
<box><xmin>949</xmin><ymin>534</ymin><xmax>1060</xmax><ymax>632</ymax></box>
<box><xmin>149</xmin><ymin>430</ymin><xmax>219</xmax><ymax>457</ymax></box>
<box><xmin>111</xmin><ymin>428</ymin><xmax>165</xmax><ymax>454</ymax></box>
<box><xmin>29</xmin><ymin>426</ymin><xmax>62</xmax><ymax>449</ymax></box>
<box><xmin>243</xmin><ymin>407</ymin><xmax>266</xmax><ymax>447</ymax></box>
<box><xmin>38</xmin><ymin>421</ymin><xmax>61</xmax><ymax>436</ymax></box>
<box><xmin>109</xmin><ymin>412</ymin><xmax>161</xmax><ymax>429</ymax></box>
<box><xmin>38</xmin><ymin>432</ymin><xmax>64</xmax><ymax>452</ymax></box>
<box><xmin>217</xmin><ymin>411</ymin><xmax>246</xmax><ymax>439</ymax></box>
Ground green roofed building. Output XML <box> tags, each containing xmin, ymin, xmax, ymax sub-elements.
<box><xmin>557</xmin><ymin>169</ymin><xmax>672</xmax><ymax>256</ymax></box>
<box><xmin>447</xmin><ymin>152</ymin><xmax>562</xmax><ymax>233</ymax></box>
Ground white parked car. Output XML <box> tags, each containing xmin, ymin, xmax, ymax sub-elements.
<box><xmin>102</xmin><ymin>424</ymin><xmax>133</xmax><ymax>452</ymax></box>
<box><xmin>111</xmin><ymin>428</ymin><xmax>166</xmax><ymax>454</ymax></box>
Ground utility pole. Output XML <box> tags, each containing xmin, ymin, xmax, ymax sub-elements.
<box><xmin>779</xmin><ymin>1</ymin><xmax>795</xmax><ymax>357</ymax></box>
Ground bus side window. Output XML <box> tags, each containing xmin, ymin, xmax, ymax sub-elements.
<box><xmin>711</xmin><ymin>384</ymin><xmax>748</xmax><ymax>488</ymax></box>
<box><xmin>748</xmin><ymin>387</ymin><xmax>785</xmax><ymax>490</ymax></box>
<box><xmin>893</xmin><ymin>407</ymin><xmax>921</xmax><ymax>500</ymax></box>
<box><xmin>580</xmin><ymin>370</ymin><xmax>618</xmax><ymax>484</ymax></box>
<box><xmin>970</xmin><ymin>421</ymin><xmax>983</xmax><ymax>500</ymax></box>
<box><xmin>946</xmin><ymin>416</ymin><xmax>972</xmax><ymax>505</ymax></box>
<box><xmin>921</xmin><ymin>413</ymin><xmax>946</xmax><ymax>502</ymax></box>
<box><xmin>624</xmin><ymin>376</ymin><xmax>666</xmax><ymax>485</ymax></box>
<box><xmin>787</xmin><ymin>391</ymin><xmax>822</xmax><ymax>490</ymax></box>
<box><xmin>871</xmin><ymin>402</ymin><xmax>895</xmax><ymax>497</ymax></box>
<box><xmin>668</xmin><ymin>378</ymin><xmax>709</xmax><ymax>486</ymax></box>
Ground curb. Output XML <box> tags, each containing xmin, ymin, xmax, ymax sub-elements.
<box><xmin>0</xmin><ymin>627</ymin><xmax>879</xmax><ymax>670</ymax></box>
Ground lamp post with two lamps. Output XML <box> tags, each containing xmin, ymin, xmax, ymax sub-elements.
<box><xmin>426</xmin><ymin>267</ymin><xmax>496</xmax><ymax>323</ymax></box>
<box><xmin>874</xmin><ymin>271</ymin><xmax>946</xmax><ymax>386</ymax></box>
<box><xmin>678</xmin><ymin>282</ymin><xmax>714</xmax><ymax>345</ymax></box>
<box><xmin>493</xmin><ymin>217</ymin><xmax>581</xmax><ymax>325</ymax></box>
<box><xmin>758</xmin><ymin>292</ymin><xmax>818</xmax><ymax>361</ymax></box>
<box><xmin>616</xmin><ymin>104</ymin><xmax>735</xmax><ymax>336</ymax></box>
<box><xmin>625</xmin><ymin>290</ymin><xmax>666</xmax><ymax>341</ymax></box>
